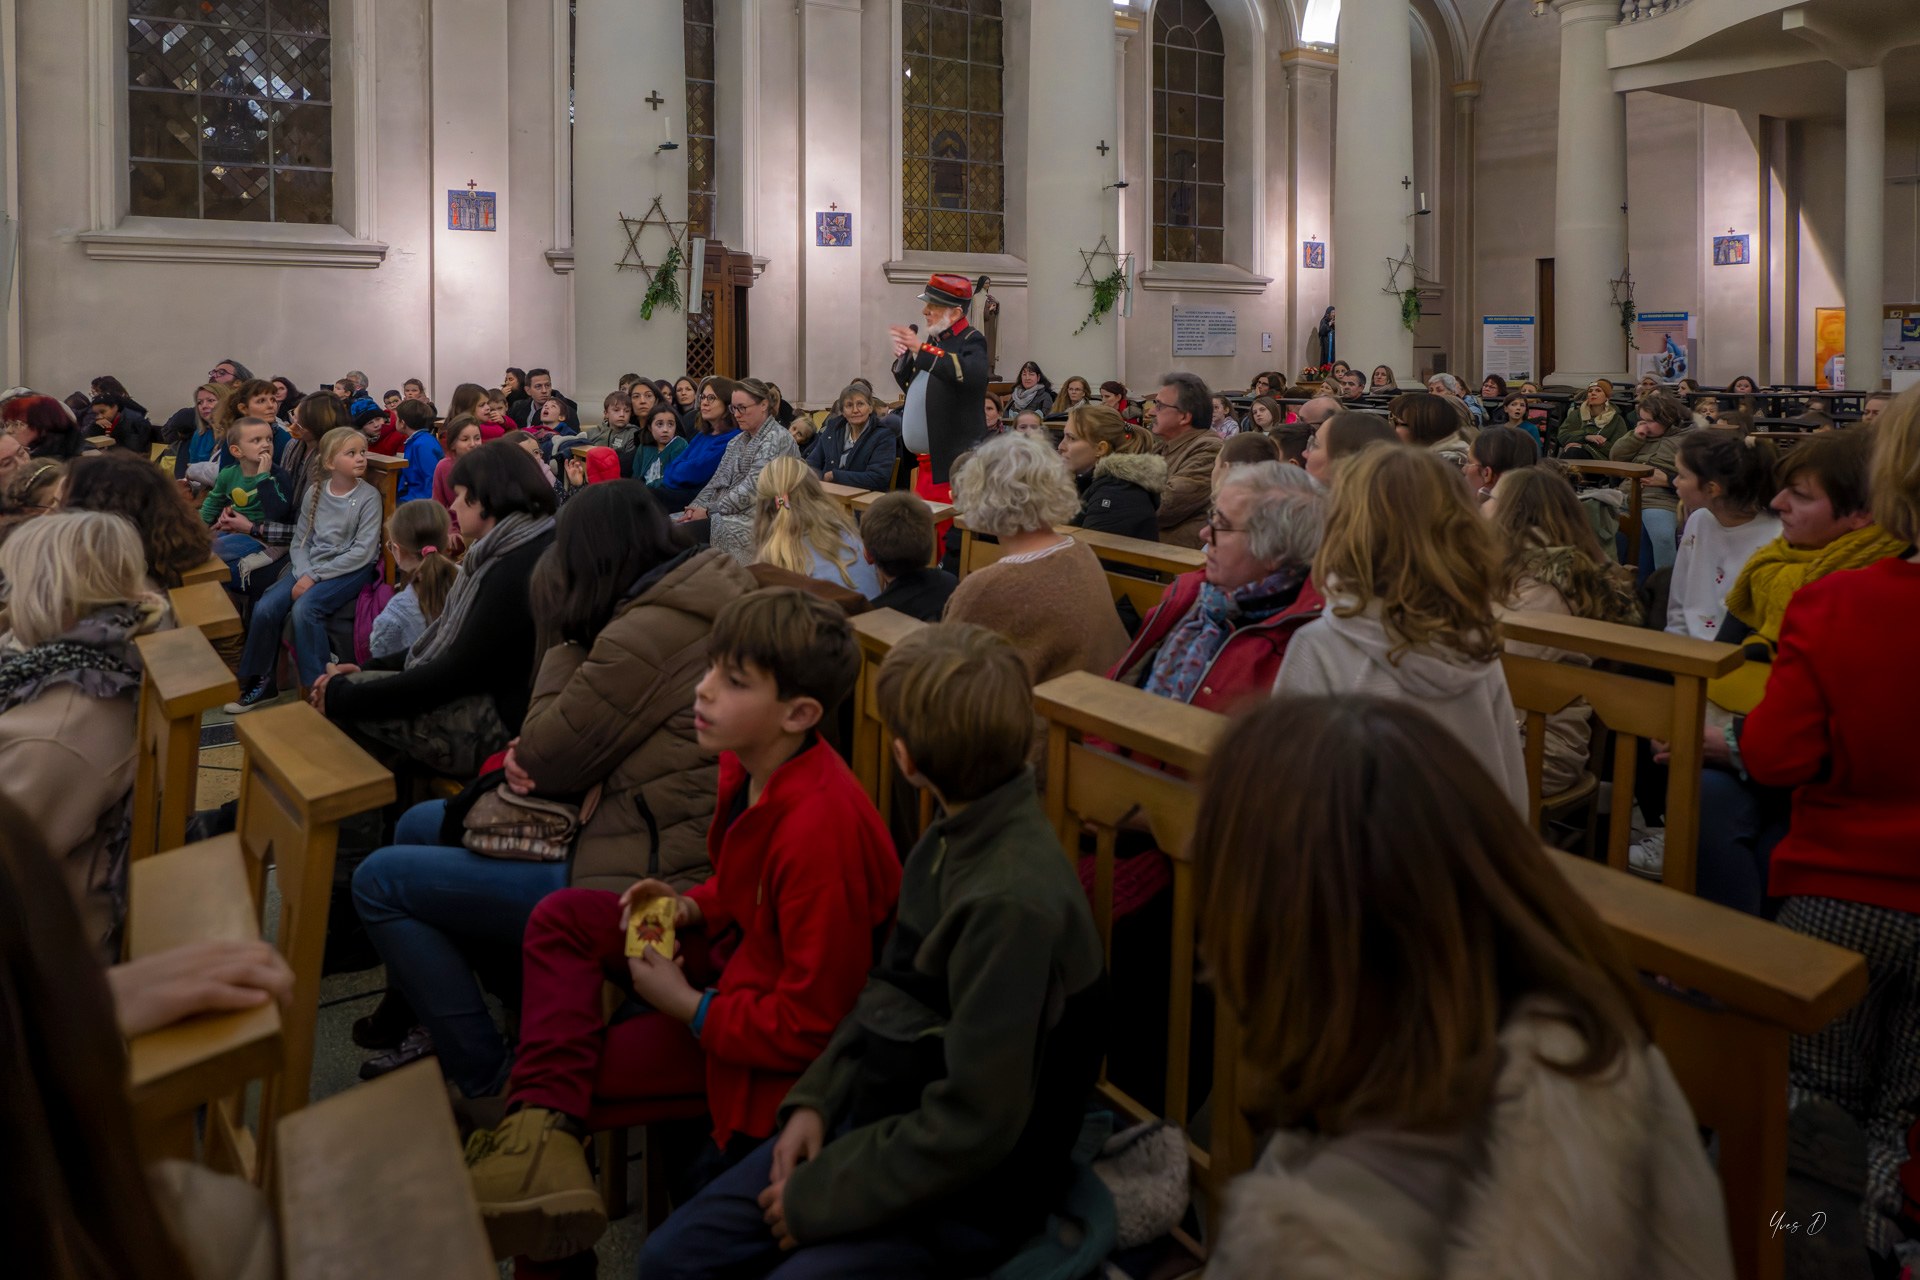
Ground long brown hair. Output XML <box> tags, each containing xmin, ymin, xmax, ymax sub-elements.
<box><xmin>387</xmin><ymin>499</ymin><xmax>457</xmax><ymax>622</ymax></box>
<box><xmin>0</xmin><ymin>791</ymin><xmax>198</xmax><ymax>1279</ymax></box>
<box><xmin>1064</xmin><ymin>403</ymin><xmax>1153</xmax><ymax>459</ymax></box>
<box><xmin>60</xmin><ymin>453</ymin><xmax>213</xmax><ymax>589</ymax></box>
<box><xmin>1194</xmin><ymin>695</ymin><xmax>1645</xmax><ymax>1134</ymax></box>
<box><xmin>214</xmin><ymin>378</ymin><xmax>277</xmax><ymax>435</ymax></box>
<box><xmin>1490</xmin><ymin>467</ymin><xmax>1639</xmax><ymax>623</ymax></box>
<box><xmin>1317</xmin><ymin>444</ymin><xmax>1502</xmax><ymax>662</ymax></box>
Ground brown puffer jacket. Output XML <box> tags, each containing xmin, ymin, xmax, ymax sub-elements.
<box><xmin>515</xmin><ymin>546</ymin><xmax>758</xmax><ymax>893</ymax></box>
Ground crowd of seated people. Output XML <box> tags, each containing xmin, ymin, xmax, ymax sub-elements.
<box><xmin>9</xmin><ymin>347</ymin><xmax>1919</xmax><ymax>1280</ymax></box>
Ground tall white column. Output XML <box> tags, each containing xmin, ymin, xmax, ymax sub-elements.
<box><xmin>1285</xmin><ymin>51</ymin><xmax>1336</xmax><ymax>372</ymax></box>
<box><xmin>799</xmin><ymin>0</ymin><xmax>862</xmax><ymax>405</ymax></box>
<box><xmin>1843</xmin><ymin>62</ymin><xmax>1885</xmax><ymax>391</ymax></box>
<box><xmin>1024</xmin><ymin>0</ymin><xmax>1117</xmax><ymax>378</ymax></box>
<box><xmin>1452</xmin><ymin>82</ymin><xmax>1481</xmax><ymax>378</ymax></box>
<box><xmin>573</xmin><ymin>0</ymin><xmax>686</xmax><ymax>396</ymax></box>
<box><xmin>1548</xmin><ymin>0</ymin><xmax>1628</xmax><ymax>385</ymax></box>
<box><xmin>1331</xmin><ymin>0</ymin><xmax>1415</xmax><ymax>379</ymax></box>
<box><xmin>430</xmin><ymin>0</ymin><xmax>510</xmax><ymax>397</ymax></box>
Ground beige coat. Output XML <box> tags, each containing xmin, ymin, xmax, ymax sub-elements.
<box><xmin>1154</xmin><ymin>427</ymin><xmax>1223</xmax><ymax>549</ymax></box>
<box><xmin>0</xmin><ymin>681</ymin><xmax>137</xmax><ymax>957</ymax></box>
<box><xmin>1210</xmin><ymin>1004</ymin><xmax>1734</xmax><ymax>1280</ymax></box>
<box><xmin>515</xmin><ymin>548</ymin><xmax>758</xmax><ymax>893</ymax></box>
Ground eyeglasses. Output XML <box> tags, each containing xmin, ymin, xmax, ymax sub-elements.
<box><xmin>1202</xmin><ymin>508</ymin><xmax>1245</xmax><ymax>536</ymax></box>
<box><xmin>699</xmin><ymin>392</ymin><xmax>720</xmax><ymax>404</ymax></box>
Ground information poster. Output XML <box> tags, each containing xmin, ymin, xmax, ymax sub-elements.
<box><xmin>1480</xmin><ymin>316</ymin><xmax>1536</xmax><ymax>382</ymax></box>
<box><xmin>1634</xmin><ymin>311</ymin><xmax>1694</xmax><ymax>380</ymax></box>
<box><xmin>1171</xmin><ymin>305</ymin><xmax>1237</xmax><ymax>358</ymax></box>
<box><xmin>1812</xmin><ymin>306</ymin><xmax>1920</xmax><ymax>389</ymax></box>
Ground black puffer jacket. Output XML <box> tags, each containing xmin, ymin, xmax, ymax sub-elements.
<box><xmin>1069</xmin><ymin>450</ymin><xmax>1167</xmax><ymax>544</ymax></box>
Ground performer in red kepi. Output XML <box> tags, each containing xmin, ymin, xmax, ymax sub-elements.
<box><xmin>889</xmin><ymin>273</ymin><xmax>989</xmax><ymax>513</ymax></box>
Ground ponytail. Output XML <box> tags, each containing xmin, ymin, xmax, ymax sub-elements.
<box><xmin>1678</xmin><ymin>431</ymin><xmax>1777</xmax><ymax>516</ymax></box>
<box><xmin>387</xmin><ymin>498</ymin><xmax>458</xmax><ymax>618</ymax></box>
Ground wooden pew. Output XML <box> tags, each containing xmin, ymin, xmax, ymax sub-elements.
<box><xmin>168</xmin><ymin>580</ymin><xmax>242</xmax><ymax>640</ymax></box>
<box><xmin>1031</xmin><ymin>669</ymin><xmax>1862</xmax><ymax>1280</ymax></box>
<box><xmin>849</xmin><ymin>609</ymin><xmax>928</xmax><ymax>814</ymax></box>
<box><xmin>181</xmin><ymin>556</ymin><xmax>230</xmax><ymax>586</ymax></box>
<box><xmin>275</xmin><ymin>1060</ymin><xmax>496</xmax><ymax>1279</ymax></box>
<box><xmin>955</xmin><ymin>521</ymin><xmax>1203</xmax><ymax>617</ymax></box>
<box><xmin>130</xmin><ymin>627</ymin><xmax>240</xmax><ymax>863</ymax></box>
<box><xmin>126</xmin><ymin>832</ymin><xmax>283</xmax><ymax>1163</ymax></box>
<box><xmin>1564</xmin><ymin>458</ymin><xmax>1655</xmax><ymax>565</ymax></box>
<box><xmin>134</xmin><ymin>700</ymin><xmax>395</xmax><ymax>1182</ymax></box>
<box><xmin>1499</xmin><ymin>608</ymin><xmax>1747</xmax><ymax>894</ymax></box>
<box><xmin>850</xmin><ymin>487</ymin><xmax>955</xmax><ymax>526</ymax></box>
<box><xmin>363</xmin><ymin>453</ymin><xmax>404</xmax><ymax>584</ymax></box>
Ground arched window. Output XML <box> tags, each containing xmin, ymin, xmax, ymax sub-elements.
<box><xmin>901</xmin><ymin>0</ymin><xmax>1004</xmax><ymax>255</ymax></box>
<box><xmin>1152</xmin><ymin>0</ymin><xmax>1224</xmax><ymax>265</ymax></box>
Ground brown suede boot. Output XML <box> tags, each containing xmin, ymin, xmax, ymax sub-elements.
<box><xmin>463</xmin><ymin>1107</ymin><xmax>607</xmax><ymax>1261</ymax></box>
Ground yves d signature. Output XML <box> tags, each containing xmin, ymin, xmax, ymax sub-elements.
<box><xmin>1769</xmin><ymin>1210</ymin><xmax>1827</xmax><ymax>1239</ymax></box>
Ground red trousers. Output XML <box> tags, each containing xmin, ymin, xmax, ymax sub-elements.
<box><xmin>507</xmin><ymin>888</ymin><xmax>710</xmax><ymax>1124</ymax></box>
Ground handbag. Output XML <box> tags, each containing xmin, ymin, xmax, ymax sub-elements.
<box><xmin>460</xmin><ymin>781</ymin><xmax>602</xmax><ymax>862</ymax></box>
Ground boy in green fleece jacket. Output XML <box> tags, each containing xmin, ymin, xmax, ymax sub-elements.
<box><xmin>638</xmin><ymin>622</ymin><xmax>1109</xmax><ymax>1280</ymax></box>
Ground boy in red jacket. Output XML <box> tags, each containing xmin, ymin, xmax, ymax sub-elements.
<box><xmin>463</xmin><ymin>589</ymin><xmax>901</xmax><ymax>1262</ymax></box>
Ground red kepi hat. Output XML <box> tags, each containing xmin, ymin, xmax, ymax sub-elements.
<box><xmin>917</xmin><ymin>273</ymin><xmax>974</xmax><ymax>310</ymax></box>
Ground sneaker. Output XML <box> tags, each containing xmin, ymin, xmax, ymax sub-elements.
<box><xmin>465</xmin><ymin>1107</ymin><xmax>607</xmax><ymax>1261</ymax></box>
<box><xmin>222</xmin><ymin>677</ymin><xmax>277</xmax><ymax>715</ymax></box>
<box><xmin>357</xmin><ymin>1025</ymin><xmax>435</xmax><ymax>1081</ymax></box>
<box><xmin>1628</xmin><ymin>829</ymin><xmax>1666</xmax><ymax>881</ymax></box>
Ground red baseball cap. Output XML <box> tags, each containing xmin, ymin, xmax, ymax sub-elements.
<box><xmin>917</xmin><ymin>273</ymin><xmax>974</xmax><ymax>309</ymax></box>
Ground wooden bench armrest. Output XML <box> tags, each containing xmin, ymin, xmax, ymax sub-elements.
<box><xmin>135</xmin><ymin>628</ymin><xmax>241</xmax><ymax>718</ymax></box>
<box><xmin>168</xmin><ymin>581</ymin><xmax>244</xmax><ymax>641</ymax></box>
<box><xmin>1498</xmin><ymin>607</ymin><xmax>1746</xmax><ymax>679</ymax></box>
<box><xmin>1556</xmin><ymin>854</ymin><xmax>1868</xmax><ymax>1033</ymax></box>
<box><xmin>1564</xmin><ymin>459</ymin><xmax>1656</xmax><ymax>479</ymax></box>
<box><xmin>127</xmin><ymin>834</ymin><xmax>283</xmax><ymax>1119</ymax></box>
<box><xmin>180</xmin><ymin>557</ymin><xmax>230</xmax><ymax>586</ymax></box>
<box><xmin>853</xmin><ymin>607</ymin><xmax>928</xmax><ymax>656</ymax></box>
<box><xmin>820</xmin><ymin>481</ymin><xmax>867</xmax><ymax>510</ymax></box>
<box><xmin>850</xmin><ymin>489</ymin><xmax>956</xmax><ymax>524</ymax></box>
<box><xmin>1034</xmin><ymin>671</ymin><xmax>1225</xmax><ymax>776</ymax></box>
<box><xmin>233</xmin><ymin>702</ymin><xmax>395</xmax><ymax>826</ymax></box>
<box><xmin>275</xmin><ymin>1059</ymin><xmax>496</xmax><ymax>1279</ymax></box>
<box><xmin>363</xmin><ymin>454</ymin><xmax>405</xmax><ymax>475</ymax></box>
<box><xmin>1060</xmin><ymin>525</ymin><xmax>1206</xmax><ymax>576</ymax></box>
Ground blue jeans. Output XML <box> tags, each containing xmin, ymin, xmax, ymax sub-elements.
<box><xmin>1641</xmin><ymin>506</ymin><xmax>1679</xmax><ymax>572</ymax></box>
<box><xmin>213</xmin><ymin>532</ymin><xmax>264</xmax><ymax>590</ymax></box>
<box><xmin>239</xmin><ymin>563</ymin><xmax>375</xmax><ymax>688</ymax></box>
<box><xmin>637</xmin><ymin>1136</ymin><xmax>1011</xmax><ymax>1280</ymax></box>
<box><xmin>351</xmin><ymin>800</ymin><xmax>568</xmax><ymax>1097</ymax></box>
<box><xmin>1695</xmin><ymin>767</ymin><xmax>1791</xmax><ymax>917</ymax></box>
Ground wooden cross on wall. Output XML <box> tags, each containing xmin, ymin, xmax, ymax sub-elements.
<box><xmin>645</xmin><ymin>90</ymin><xmax>665</xmax><ymax>111</ymax></box>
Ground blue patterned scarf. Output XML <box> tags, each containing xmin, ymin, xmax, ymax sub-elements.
<box><xmin>1143</xmin><ymin>565</ymin><xmax>1309</xmax><ymax>704</ymax></box>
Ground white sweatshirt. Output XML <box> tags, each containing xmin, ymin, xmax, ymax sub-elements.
<box><xmin>1664</xmin><ymin>507</ymin><xmax>1780</xmax><ymax>642</ymax></box>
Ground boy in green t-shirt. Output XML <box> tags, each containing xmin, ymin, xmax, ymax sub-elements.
<box><xmin>204</xmin><ymin>417</ymin><xmax>295</xmax><ymax>590</ymax></box>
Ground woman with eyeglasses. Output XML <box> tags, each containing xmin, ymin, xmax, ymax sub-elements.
<box><xmin>650</xmin><ymin>375</ymin><xmax>743</xmax><ymax>514</ymax></box>
<box><xmin>678</xmin><ymin>377</ymin><xmax>804</xmax><ymax>563</ymax></box>
<box><xmin>0</xmin><ymin>459</ymin><xmax>66</xmax><ymax>544</ymax></box>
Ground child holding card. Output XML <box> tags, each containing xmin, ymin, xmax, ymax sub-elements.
<box><xmin>462</xmin><ymin>589</ymin><xmax>901</xmax><ymax>1263</ymax></box>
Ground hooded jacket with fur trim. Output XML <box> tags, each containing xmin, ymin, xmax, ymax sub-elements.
<box><xmin>1209</xmin><ymin>1003</ymin><xmax>1734</xmax><ymax>1280</ymax></box>
<box><xmin>1070</xmin><ymin>450</ymin><xmax>1167</xmax><ymax>544</ymax></box>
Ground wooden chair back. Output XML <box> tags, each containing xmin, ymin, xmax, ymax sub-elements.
<box><xmin>954</xmin><ymin>521</ymin><xmax>1200</xmax><ymax>617</ymax></box>
<box><xmin>275</xmin><ymin>1060</ymin><xmax>496</xmax><ymax>1279</ymax></box>
<box><xmin>130</xmin><ymin>628</ymin><xmax>239</xmax><ymax>863</ymax></box>
<box><xmin>849</xmin><ymin>609</ymin><xmax>928</xmax><ymax>815</ymax></box>
<box><xmin>1032</xmin><ymin>669</ymin><xmax>1864</xmax><ymax>1280</ymax></box>
<box><xmin>1499</xmin><ymin>608</ymin><xmax>1746</xmax><ymax>894</ymax></box>
<box><xmin>1031</xmin><ymin>673</ymin><xmax>1241</xmax><ymax>1256</ymax></box>
<box><xmin>180</xmin><ymin>556</ymin><xmax>230</xmax><ymax>586</ymax></box>
<box><xmin>363</xmin><ymin>453</ymin><xmax>404</xmax><ymax>583</ymax></box>
<box><xmin>1564</xmin><ymin>458</ymin><xmax>1654</xmax><ymax>565</ymax></box>
<box><xmin>168</xmin><ymin>581</ymin><xmax>242</xmax><ymax>641</ymax></box>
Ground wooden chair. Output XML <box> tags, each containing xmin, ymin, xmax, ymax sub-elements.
<box><xmin>181</xmin><ymin>556</ymin><xmax>231</xmax><ymax>586</ymax></box>
<box><xmin>130</xmin><ymin>628</ymin><xmax>239</xmax><ymax>863</ymax></box>
<box><xmin>276</xmin><ymin>1060</ymin><xmax>496</xmax><ymax>1279</ymax></box>
<box><xmin>1031</xmin><ymin>669</ymin><xmax>1866</xmax><ymax>1280</ymax></box>
<box><xmin>1564</xmin><ymin>458</ymin><xmax>1655</xmax><ymax>565</ymax></box>
<box><xmin>850</xmin><ymin>488</ymin><xmax>955</xmax><ymax>527</ymax></box>
<box><xmin>849</xmin><ymin>608</ymin><xmax>929</xmax><ymax>811</ymax></box>
<box><xmin>139</xmin><ymin>701</ymin><xmax>394</xmax><ymax>1182</ymax></box>
<box><xmin>363</xmin><ymin>453</ymin><xmax>404</xmax><ymax>584</ymax></box>
<box><xmin>1499</xmin><ymin>608</ymin><xmax>1747</xmax><ymax>894</ymax></box>
<box><xmin>168</xmin><ymin>581</ymin><xmax>242</xmax><ymax>641</ymax></box>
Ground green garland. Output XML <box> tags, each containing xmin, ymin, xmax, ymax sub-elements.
<box><xmin>1400</xmin><ymin>286</ymin><xmax>1422</xmax><ymax>334</ymax></box>
<box><xmin>641</xmin><ymin>243</ymin><xmax>684</xmax><ymax>321</ymax></box>
<box><xmin>1075</xmin><ymin>267</ymin><xmax>1128</xmax><ymax>335</ymax></box>
<box><xmin>1619</xmin><ymin>298</ymin><xmax>1639</xmax><ymax>349</ymax></box>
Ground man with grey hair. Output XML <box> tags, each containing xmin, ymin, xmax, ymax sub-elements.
<box><xmin>1105</xmin><ymin>461</ymin><xmax>1327</xmax><ymax>712</ymax></box>
<box><xmin>345</xmin><ymin>369</ymin><xmax>370</xmax><ymax>393</ymax></box>
<box><xmin>1297</xmin><ymin>395</ymin><xmax>1342</xmax><ymax>428</ymax></box>
<box><xmin>1150</xmin><ymin>371</ymin><xmax>1223</xmax><ymax>548</ymax></box>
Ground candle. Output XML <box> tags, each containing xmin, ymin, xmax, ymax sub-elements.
<box><xmin>664</xmin><ymin>115</ymin><xmax>672</xmax><ymax>142</ymax></box>
<box><xmin>1419</xmin><ymin>191</ymin><xmax>1428</xmax><ymax>212</ymax></box>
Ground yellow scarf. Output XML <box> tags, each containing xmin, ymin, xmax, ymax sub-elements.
<box><xmin>1709</xmin><ymin>523</ymin><xmax>1908</xmax><ymax>712</ymax></box>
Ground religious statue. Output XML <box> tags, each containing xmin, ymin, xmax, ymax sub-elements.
<box><xmin>975</xmin><ymin>275</ymin><xmax>1001</xmax><ymax>379</ymax></box>
<box><xmin>1315</xmin><ymin>305</ymin><xmax>1336</xmax><ymax>367</ymax></box>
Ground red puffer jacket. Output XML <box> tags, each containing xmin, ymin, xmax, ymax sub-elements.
<box><xmin>1107</xmin><ymin>571</ymin><xmax>1324</xmax><ymax>714</ymax></box>
<box><xmin>681</xmin><ymin>736</ymin><xmax>901</xmax><ymax>1144</ymax></box>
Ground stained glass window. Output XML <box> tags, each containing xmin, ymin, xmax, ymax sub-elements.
<box><xmin>1152</xmin><ymin>0</ymin><xmax>1224</xmax><ymax>264</ymax></box>
<box><xmin>901</xmin><ymin>0</ymin><xmax>1003</xmax><ymax>255</ymax></box>
<box><xmin>127</xmin><ymin>0</ymin><xmax>333</xmax><ymax>224</ymax></box>
<box><xmin>685</xmin><ymin>0</ymin><xmax>717</xmax><ymax>240</ymax></box>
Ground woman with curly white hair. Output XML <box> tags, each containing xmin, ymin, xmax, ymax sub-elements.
<box><xmin>1427</xmin><ymin>371</ymin><xmax>1488</xmax><ymax>428</ymax></box>
<box><xmin>944</xmin><ymin>432</ymin><xmax>1127</xmax><ymax>685</ymax></box>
